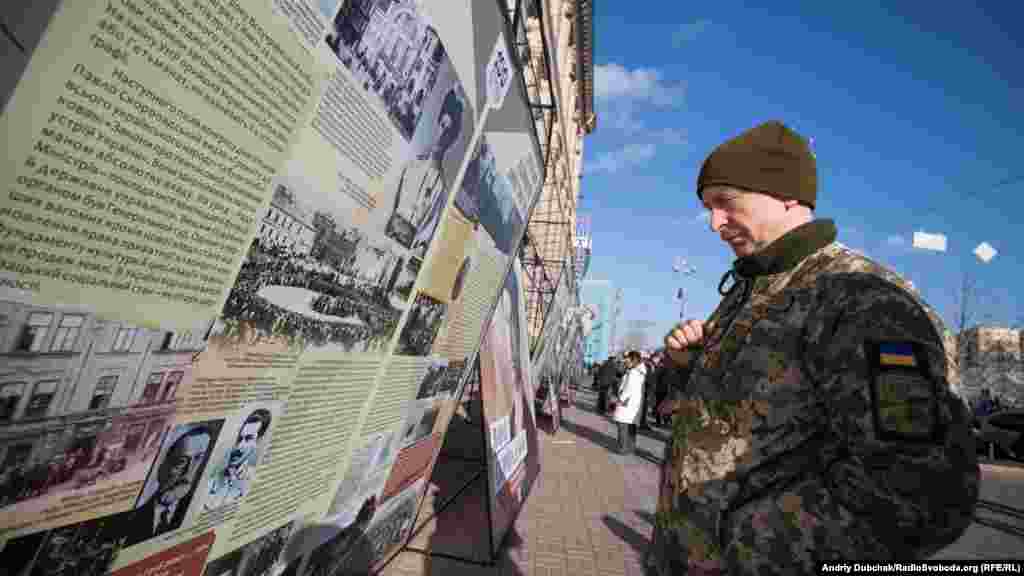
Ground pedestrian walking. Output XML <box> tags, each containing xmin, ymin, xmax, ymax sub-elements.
<box><xmin>638</xmin><ymin>355</ymin><xmax>657</xmax><ymax>430</ymax></box>
<box><xmin>653</xmin><ymin>361</ymin><xmax>672</xmax><ymax>428</ymax></box>
<box><xmin>647</xmin><ymin>120</ymin><xmax>978</xmax><ymax>575</ymax></box>
<box><xmin>612</xmin><ymin>350</ymin><xmax>647</xmax><ymax>454</ymax></box>
<box><xmin>596</xmin><ymin>358</ymin><xmax>618</xmax><ymax>413</ymax></box>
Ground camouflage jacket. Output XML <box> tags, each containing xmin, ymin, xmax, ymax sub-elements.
<box><xmin>648</xmin><ymin>220</ymin><xmax>979</xmax><ymax>575</ymax></box>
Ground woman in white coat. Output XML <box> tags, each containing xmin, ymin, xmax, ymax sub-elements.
<box><xmin>612</xmin><ymin>350</ymin><xmax>646</xmax><ymax>454</ymax></box>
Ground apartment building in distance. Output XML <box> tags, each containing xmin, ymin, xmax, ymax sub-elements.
<box><xmin>960</xmin><ymin>326</ymin><xmax>1022</xmax><ymax>364</ymax></box>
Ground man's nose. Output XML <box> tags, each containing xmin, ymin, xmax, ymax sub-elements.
<box><xmin>709</xmin><ymin>209</ymin><xmax>726</xmax><ymax>232</ymax></box>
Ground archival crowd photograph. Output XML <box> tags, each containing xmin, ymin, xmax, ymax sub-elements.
<box><xmin>414</xmin><ymin>358</ymin><xmax>449</xmax><ymax>400</ymax></box>
<box><xmin>395</xmin><ymin>292</ymin><xmax>447</xmax><ymax>356</ymax></box>
<box><xmin>217</xmin><ymin>179</ymin><xmax>414</xmax><ymax>355</ymax></box>
<box><xmin>1</xmin><ymin>511</ymin><xmax>132</xmax><ymax>576</ymax></box>
<box><xmin>202</xmin><ymin>520</ymin><xmax>297</xmax><ymax>576</ymax></box>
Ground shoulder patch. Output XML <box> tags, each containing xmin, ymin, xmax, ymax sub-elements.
<box><xmin>864</xmin><ymin>340</ymin><xmax>943</xmax><ymax>443</ymax></box>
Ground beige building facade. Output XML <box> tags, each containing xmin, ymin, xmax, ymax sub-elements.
<box><xmin>961</xmin><ymin>326</ymin><xmax>1022</xmax><ymax>364</ymax></box>
<box><xmin>515</xmin><ymin>0</ymin><xmax>596</xmax><ymax>347</ymax></box>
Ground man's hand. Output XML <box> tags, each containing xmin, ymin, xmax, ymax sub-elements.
<box><xmin>657</xmin><ymin>398</ymin><xmax>677</xmax><ymax>417</ymax></box>
<box><xmin>664</xmin><ymin>319</ymin><xmax>707</xmax><ymax>366</ymax></box>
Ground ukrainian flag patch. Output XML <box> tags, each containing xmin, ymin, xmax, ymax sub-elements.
<box><xmin>878</xmin><ymin>342</ymin><xmax>917</xmax><ymax>367</ymax></box>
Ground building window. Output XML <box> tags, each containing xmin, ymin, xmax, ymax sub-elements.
<box><xmin>51</xmin><ymin>314</ymin><xmax>85</xmax><ymax>352</ymax></box>
<box><xmin>112</xmin><ymin>326</ymin><xmax>137</xmax><ymax>352</ymax></box>
<box><xmin>90</xmin><ymin>376</ymin><xmax>117</xmax><ymax>410</ymax></box>
<box><xmin>1</xmin><ymin>444</ymin><xmax>32</xmax><ymax>474</ymax></box>
<box><xmin>162</xmin><ymin>371</ymin><xmax>184</xmax><ymax>401</ymax></box>
<box><xmin>143</xmin><ymin>372</ymin><xmax>164</xmax><ymax>402</ymax></box>
<box><xmin>24</xmin><ymin>380</ymin><xmax>58</xmax><ymax>418</ymax></box>
<box><xmin>0</xmin><ymin>383</ymin><xmax>26</xmax><ymax>422</ymax></box>
<box><xmin>16</xmin><ymin>312</ymin><xmax>53</xmax><ymax>352</ymax></box>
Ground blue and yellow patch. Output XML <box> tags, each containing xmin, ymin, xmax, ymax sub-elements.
<box><xmin>878</xmin><ymin>341</ymin><xmax>917</xmax><ymax>367</ymax></box>
<box><xmin>866</xmin><ymin>340</ymin><xmax>941</xmax><ymax>443</ymax></box>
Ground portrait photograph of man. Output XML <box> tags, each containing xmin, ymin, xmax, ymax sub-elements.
<box><xmin>124</xmin><ymin>421</ymin><xmax>223</xmax><ymax>547</ymax></box>
<box><xmin>204</xmin><ymin>408</ymin><xmax>274</xmax><ymax>512</ymax></box>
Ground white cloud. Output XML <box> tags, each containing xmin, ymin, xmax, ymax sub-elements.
<box><xmin>974</xmin><ymin>242</ymin><xmax>997</xmax><ymax>263</ymax></box>
<box><xmin>594</xmin><ymin>63</ymin><xmax>686</xmax><ymax>106</ymax></box>
<box><xmin>912</xmin><ymin>231</ymin><xmax>948</xmax><ymax>252</ymax></box>
<box><xmin>672</xmin><ymin>19</ymin><xmax>711</xmax><ymax>48</ymax></box>
<box><xmin>587</xmin><ymin>143</ymin><xmax>656</xmax><ymax>175</ymax></box>
<box><xmin>886</xmin><ymin>234</ymin><xmax>907</xmax><ymax>247</ymax></box>
<box><xmin>599</xmin><ymin>100</ymin><xmax>645</xmax><ymax>134</ymax></box>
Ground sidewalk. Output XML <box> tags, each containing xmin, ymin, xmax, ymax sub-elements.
<box><xmin>380</xmin><ymin>383</ymin><xmax>1024</xmax><ymax>575</ymax></box>
<box><xmin>381</xmin><ymin>383</ymin><xmax>666</xmax><ymax>576</ymax></box>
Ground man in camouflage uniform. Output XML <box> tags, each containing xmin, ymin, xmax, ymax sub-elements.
<box><xmin>646</xmin><ymin>121</ymin><xmax>979</xmax><ymax>575</ymax></box>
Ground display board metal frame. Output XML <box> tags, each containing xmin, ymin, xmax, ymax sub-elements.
<box><xmin>374</xmin><ymin>0</ymin><xmax>560</xmax><ymax>570</ymax></box>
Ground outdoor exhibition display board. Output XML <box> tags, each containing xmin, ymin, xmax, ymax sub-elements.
<box><xmin>0</xmin><ymin>1</ymin><xmax>542</xmax><ymax>574</ymax></box>
<box><xmin>529</xmin><ymin>265</ymin><xmax>582</xmax><ymax>420</ymax></box>
<box><xmin>478</xmin><ymin>259</ymin><xmax>539</xmax><ymax>555</ymax></box>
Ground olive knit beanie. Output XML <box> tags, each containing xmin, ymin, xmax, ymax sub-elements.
<box><xmin>697</xmin><ymin>121</ymin><xmax>817</xmax><ymax>208</ymax></box>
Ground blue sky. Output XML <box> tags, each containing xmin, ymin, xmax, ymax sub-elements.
<box><xmin>579</xmin><ymin>0</ymin><xmax>1024</xmax><ymax>350</ymax></box>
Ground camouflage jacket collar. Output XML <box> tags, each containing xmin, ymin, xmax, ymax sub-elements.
<box><xmin>733</xmin><ymin>219</ymin><xmax>837</xmax><ymax>278</ymax></box>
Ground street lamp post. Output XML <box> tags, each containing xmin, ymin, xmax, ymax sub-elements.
<box><xmin>673</xmin><ymin>257</ymin><xmax>697</xmax><ymax>321</ymax></box>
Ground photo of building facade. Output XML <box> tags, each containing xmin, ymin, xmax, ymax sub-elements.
<box><xmin>0</xmin><ymin>298</ymin><xmax>212</xmax><ymax>510</ymax></box>
<box><xmin>260</xmin><ymin>185</ymin><xmax>317</xmax><ymax>258</ymax></box>
<box><xmin>326</xmin><ymin>0</ymin><xmax>444</xmax><ymax>141</ymax></box>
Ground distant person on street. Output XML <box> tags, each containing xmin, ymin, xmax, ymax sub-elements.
<box><xmin>638</xmin><ymin>354</ymin><xmax>657</xmax><ymax>430</ymax></box>
<box><xmin>596</xmin><ymin>359</ymin><xmax>618</xmax><ymax>413</ymax></box>
<box><xmin>974</xmin><ymin>388</ymin><xmax>996</xmax><ymax>425</ymax></box>
<box><xmin>648</xmin><ymin>121</ymin><xmax>978</xmax><ymax>575</ymax></box>
<box><xmin>652</xmin><ymin>360</ymin><xmax>672</xmax><ymax>428</ymax></box>
<box><xmin>612</xmin><ymin>350</ymin><xmax>647</xmax><ymax>455</ymax></box>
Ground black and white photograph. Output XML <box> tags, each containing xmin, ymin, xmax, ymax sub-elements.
<box><xmin>325</xmin><ymin>0</ymin><xmax>446</xmax><ymax>142</ymax></box>
<box><xmin>238</xmin><ymin>521</ymin><xmax>298</xmax><ymax>576</ymax></box>
<box><xmin>279</xmin><ymin>556</ymin><xmax>303</xmax><ymax>576</ymax></box>
<box><xmin>453</xmin><ymin>136</ymin><xmax>487</xmax><ymax>222</ymax></box>
<box><xmin>415</xmin><ymin>358</ymin><xmax>449</xmax><ymax>399</ymax></box>
<box><xmin>384</xmin><ymin>77</ymin><xmax>472</xmax><ymax>261</ymax></box>
<box><xmin>202</xmin><ymin>407</ymin><xmax>275</xmax><ymax>512</ymax></box>
<box><xmin>459</xmin><ymin>137</ymin><xmax>524</xmax><ymax>255</ymax></box>
<box><xmin>1</xmin><ymin>511</ymin><xmax>131</xmax><ymax>576</ymax></box>
<box><xmin>395</xmin><ymin>293</ymin><xmax>447</xmax><ymax>356</ymax></box>
<box><xmin>400</xmin><ymin>402</ymin><xmax>440</xmax><ymax>448</ymax></box>
<box><xmin>202</xmin><ymin>546</ymin><xmax>244</xmax><ymax>576</ymax></box>
<box><xmin>390</xmin><ymin>258</ymin><xmax>419</xmax><ymax>301</ymax></box>
<box><xmin>336</xmin><ymin>481</ymin><xmax>421</xmax><ymax>575</ymax></box>
<box><xmin>0</xmin><ymin>298</ymin><xmax>212</xmax><ymax>530</ymax></box>
<box><xmin>201</xmin><ymin>520</ymin><xmax>297</xmax><ymax>576</ymax></box>
<box><xmin>439</xmin><ymin>358</ymin><xmax>467</xmax><ymax>399</ymax></box>
<box><xmin>124</xmin><ymin>420</ymin><xmax>224</xmax><ymax>547</ymax></box>
<box><xmin>217</xmin><ymin>181</ymin><xmax>412</xmax><ymax>354</ymax></box>
<box><xmin>300</xmin><ymin>496</ymin><xmax>378</xmax><ymax>576</ymax></box>
<box><xmin>327</xmin><ymin>433</ymin><xmax>392</xmax><ymax>518</ymax></box>
<box><xmin>325</xmin><ymin>1</ymin><xmax>475</xmax><ymax>261</ymax></box>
